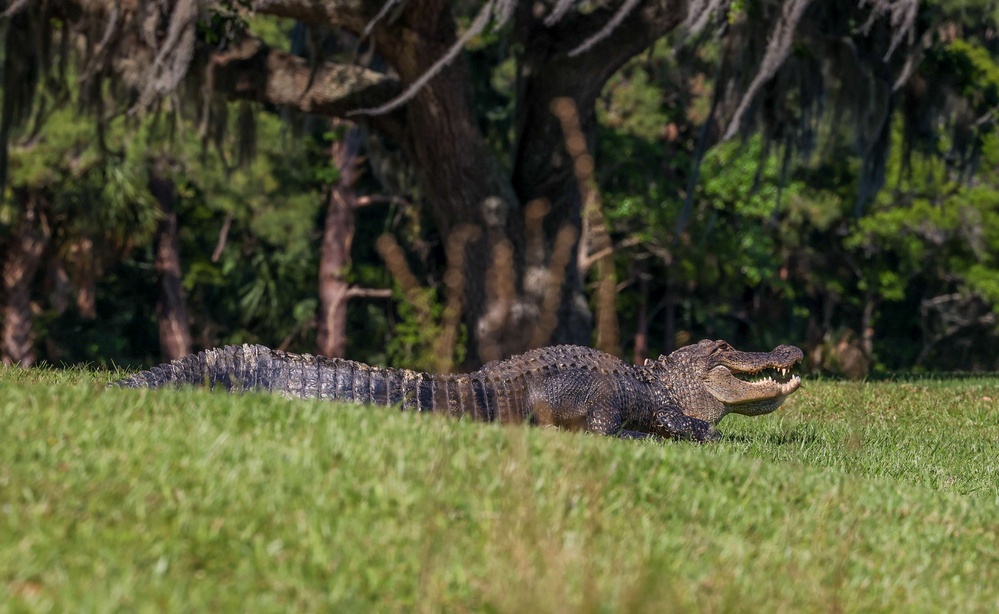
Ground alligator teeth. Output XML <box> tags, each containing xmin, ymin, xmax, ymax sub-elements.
<box><xmin>734</xmin><ymin>366</ymin><xmax>798</xmax><ymax>385</ymax></box>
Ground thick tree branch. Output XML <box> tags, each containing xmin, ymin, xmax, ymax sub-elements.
<box><xmin>207</xmin><ymin>36</ymin><xmax>404</xmax><ymax>138</ymax></box>
<box><xmin>345</xmin><ymin>286</ymin><xmax>393</xmax><ymax>298</ymax></box>
<box><xmin>250</xmin><ymin>0</ymin><xmax>377</xmax><ymax>31</ymax></box>
<box><xmin>526</xmin><ymin>0</ymin><xmax>686</xmax><ymax>106</ymax></box>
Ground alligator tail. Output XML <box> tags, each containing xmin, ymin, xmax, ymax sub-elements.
<box><xmin>111</xmin><ymin>344</ymin><xmax>512</xmax><ymax>419</ymax></box>
<box><xmin>113</xmin><ymin>345</ymin><xmax>268</xmax><ymax>391</ymax></box>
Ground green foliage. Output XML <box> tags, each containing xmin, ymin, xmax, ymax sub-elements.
<box><xmin>847</xmin><ymin>103</ymin><xmax>999</xmax><ymax>311</ymax></box>
<box><xmin>590</xmin><ymin>11</ymin><xmax>999</xmax><ymax>371</ymax></box>
<box><xmin>2</xmin><ymin>372</ymin><xmax>998</xmax><ymax>610</ymax></box>
<box><xmin>164</xmin><ymin>108</ymin><xmax>326</xmax><ymax>350</ymax></box>
<box><xmin>198</xmin><ymin>0</ymin><xmax>256</xmax><ymax>46</ymax></box>
<box><xmin>939</xmin><ymin>39</ymin><xmax>999</xmax><ymax>108</ymax></box>
<box><xmin>1</xmin><ymin>57</ymin><xmax>337</xmax><ymax>364</ymax></box>
<box><xmin>696</xmin><ymin>140</ymin><xmax>804</xmax><ymax>287</ymax></box>
<box><xmin>599</xmin><ymin>67</ymin><xmax>670</xmax><ymax>139</ymax></box>
<box><xmin>386</xmin><ymin>287</ymin><xmax>442</xmax><ymax>370</ymax></box>
<box><xmin>5</xmin><ymin>101</ymin><xmax>160</xmax><ymax>248</ymax></box>
<box><xmin>727</xmin><ymin>0</ymin><xmax>748</xmax><ymax>23</ymax></box>
<box><xmin>384</xmin><ymin>285</ymin><xmax>466</xmax><ymax>372</ymax></box>
<box><xmin>12</xmin><ymin>0</ymin><xmax>999</xmax><ymax>373</ymax></box>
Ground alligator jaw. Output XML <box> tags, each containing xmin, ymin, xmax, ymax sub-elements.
<box><xmin>703</xmin><ymin>345</ymin><xmax>803</xmax><ymax>416</ymax></box>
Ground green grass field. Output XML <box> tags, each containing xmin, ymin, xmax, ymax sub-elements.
<box><xmin>1</xmin><ymin>367</ymin><xmax>997</xmax><ymax>612</ymax></box>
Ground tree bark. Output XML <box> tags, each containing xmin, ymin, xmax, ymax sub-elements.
<box><xmin>207</xmin><ymin>37</ymin><xmax>403</xmax><ymax>140</ymax></box>
<box><xmin>316</xmin><ymin>122</ymin><xmax>363</xmax><ymax>358</ymax></box>
<box><xmin>148</xmin><ymin>158</ymin><xmax>193</xmax><ymax>361</ymax></box>
<box><xmin>1</xmin><ymin>190</ymin><xmax>49</xmax><ymax>367</ymax></box>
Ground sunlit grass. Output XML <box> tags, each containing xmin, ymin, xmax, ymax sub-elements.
<box><xmin>1</xmin><ymin>368</ymin><xmax>997</xmax><ymax>611</ymax></box>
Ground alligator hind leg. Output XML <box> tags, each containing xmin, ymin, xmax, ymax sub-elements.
<box><xmin>652</xmin><ymin>408</ymin><xmax>720</xmax><ymax>443</ymax></box>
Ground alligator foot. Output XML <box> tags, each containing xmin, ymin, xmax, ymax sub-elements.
<box><xmin>652</xmin><ymin>409</ymin><xmax>720</xmax><ymax>443</ymax></box>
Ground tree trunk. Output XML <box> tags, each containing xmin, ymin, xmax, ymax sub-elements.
<box><xmin>371</xmin><ymin>1</ymin><xmax>523</xmax><ymax>366</ymax></box>
<box><xmin>1</xmin><ymin>190</ymin><xmax>49</xmax><ymax>367</ymax></box>
<box><xmin>131</xmin><ymin>0</ymin><xmax>690</xmax><ymax>366</ymax></box>
<box><xmin>509</xmin><ymin>2</ymin><xmax>687</xmax><ymax>349</ymax></box>
<box><xmin>317</xmin><ymin>122</ymin><xmax>363</xmax><ymax>358</ymax></box>
<box><xmin>149</xmin><ymin>158</ymin><xmax>192</xmax><ymax>361</ymax></box>
<box><xmin>367</xmin><ymin>1</ymin><xmax>689</xmax><ymax>363</ymax></box>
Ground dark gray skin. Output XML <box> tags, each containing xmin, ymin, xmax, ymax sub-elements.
<box><xmin>113</xmin><ymin>340</ymin><xmax>803</xmax><ymax>443</ymax></box>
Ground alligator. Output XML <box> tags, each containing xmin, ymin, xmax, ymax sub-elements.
<box><xmin>113</xmin><ymin>339</ymin><xmax>803</xmax><ymax>442</ymax></box>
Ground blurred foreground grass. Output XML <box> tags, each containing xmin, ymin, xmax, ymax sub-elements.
<box><xmin>1</xmin><ymin>366</ymin><xmax>997</xmax><ymax>611</ymax></box>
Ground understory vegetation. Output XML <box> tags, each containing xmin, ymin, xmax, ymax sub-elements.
<box><xmin>2</xmin><ymin>368</ymin><xmax>996</xmax><ymax>611</ymax></box>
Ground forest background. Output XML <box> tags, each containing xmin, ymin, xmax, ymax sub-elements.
<box><xmin>2</xmin><ymin>0</ymin><xmax>999</xmax><ymax>377</ymax></box>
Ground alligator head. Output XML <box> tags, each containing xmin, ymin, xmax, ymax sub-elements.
<box><xmin>651</xmin><ymin>339</ymin><xmax>803</xmax><ymax>424</ymax></box>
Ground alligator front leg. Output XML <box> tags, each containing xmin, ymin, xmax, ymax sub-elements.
<box><xmin>651</xmin><ymin>408</ymin><xmax>720</xmax><ymax>443</ymax></box>
<box><xmin>612</xmin><ymin>410</ymin><xmax>718</xmax><ymax>442</ymax></box>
